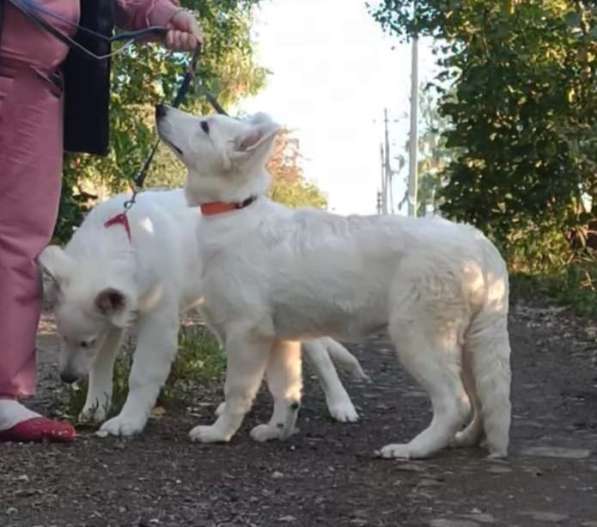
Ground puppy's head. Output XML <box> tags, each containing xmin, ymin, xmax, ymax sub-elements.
<box><xmin>39</xmin><ymin>246</ymin><xmax>135</xmax><ymax>384</ymax></box>
<box><xmin>155</xmin><ymin>105</ymin><xmax>280</xmax><ymax>206</ymax></box>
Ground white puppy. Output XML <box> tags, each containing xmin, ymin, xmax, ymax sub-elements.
<box><xmin>156</xmin><ymin>105</ymin><xmax>512</xmax><ymax>459</ymax></box>
<box><xmin>39</xmin><ymin>189</ymin><xmax>367</xmax><ymax>438</ymax></box>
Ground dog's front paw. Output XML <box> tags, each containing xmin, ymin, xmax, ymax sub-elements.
<box><xmin>78</xmin><ymin>403</ymin><xmax>108</xmax><ymax>425</ymax></box>
<box><xmin>250</xmin><ymin>423</ymin><xmax>297</xmax><ymax>442</ymax></box>
<box><xmin>189</xmin><ymin>424</ymin><xmax>231</xmax><ymax>443</ymax></box>
<box><xmin>375</xmin><ymin>443</ymin><xmax>412</xmax><ymax>459</ymax></box>
<box><xmin>97</xmin><ymin>414</ymin><xmax>147</xmax><ymax>437</ymax></box>
<box><xmin>327</xmin><ymin>399</ymin><xmax>359</xmax><ymax>423</ymax></box>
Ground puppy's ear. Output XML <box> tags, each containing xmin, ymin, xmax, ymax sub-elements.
<box><xmin>233</xmin><ymin>114</ymin><xmax>281</xmax><ymax>159</ymax></box>
<box><xmin>38</xmin><ymin>245</ymin><xmax>73</xmax><ymax>304</ymax></box>
<box><xmin>95</xmin><ymin>287</ymin><xmax>131</xmax><ymax>328</ymax></box>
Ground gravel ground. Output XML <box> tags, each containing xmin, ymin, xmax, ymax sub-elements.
<box><xmin>1</xmin><ymin>300</ymin><xmax>596</xmax><ymax>527</ymax></box>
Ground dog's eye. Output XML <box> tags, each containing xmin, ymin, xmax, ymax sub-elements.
<box><xmin>80</xmin><ymin>338</ymin><xmax>96</xmax><ymax>349</ymax></box>
<box><xmin>200</xmin><ymin>121</ymin><xmax>209</xmax><ymax>134</ymax></box>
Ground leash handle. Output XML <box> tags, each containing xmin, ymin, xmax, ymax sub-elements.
<box><xmin>172</xmin><ymin>46</ymin><xmax>200</xmax><ymax>108</ymax></box>
<box><xmin>112</xmin><ymin>26</ymin><xmax>168</xmax><ymax>43</ymax></box>
<box><xmin>9</xmin><ymin>0</ymin><xmax>169</xmax><ymax>60</ymax></box>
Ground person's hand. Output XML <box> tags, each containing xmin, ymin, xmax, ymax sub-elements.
<box><xmin>165</xmin><ymin>9</ymin><xmax>203</xmax><ymax>51</ymax></box>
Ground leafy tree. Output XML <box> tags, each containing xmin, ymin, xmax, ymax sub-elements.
<box><xmin>415</xmin><ymin>87</ymin><xmax>454</xmax><ymax>216</ymax></box>
<box><xmin>56</xmin><ymin>0</ymin><xmax>266</xmax><ymax>241</ymax></box>
<box><xmin>371</xmin><ymin>1</ymin><xmax>596</xmax><ymax>268</ymax></box>
<box><xmin>268</xmin><ymin>129</ymin><xmax>328</xmax><ymax>209</ymax></box>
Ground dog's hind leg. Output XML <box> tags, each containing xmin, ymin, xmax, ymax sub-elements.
<box><xmin>450</xmin><ymin>347</ymin><xmax>483</xmax><ymax>448</ymax></box>
<box><xmin>251</xmin><ymin>340</ymin><xmax>303</xmax><ymax>442</ymax></box>
<box><xmin>79</xmin><ymin>328</ymin><xmax>125</xmax><ymax>424</ymax></box>
<box><xmin>303</xmin><ymin>339</ymin><xmax>359</xmax><ymax>423</ymax></box>
<box><xmin>378</xmin><ymin>312</ymin><xmax>470</xmax><ymax>460</ymax></box>
<box><xmin>98</xmin><ymin>308</ymin><xmax>179</xmax><ymax>437</ymax></box>
<box><xmin>190</xmin><ymin>325</ymin><xmax>273</xmax><ymax>443</ymax></box>
<box><xmin>320</xmin><ymin>337</ymin><xmax>369</xmax><ymax>382</ymax></box>
<box><xmin>465</xmin><ymin>313</ymin><xmax>511</xmax><ymax>458</ymax></box>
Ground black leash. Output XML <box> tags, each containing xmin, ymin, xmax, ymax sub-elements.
<box><xmin>123</xmin><ymin>44</ymin><xmax>230</xmax><ymax>210</ymax></box>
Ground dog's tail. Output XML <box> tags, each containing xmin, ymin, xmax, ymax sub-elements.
<box><xmin>465</xmin><ymin>248</ymin><xmax>512</xmax><ymax>458</ymax></box>
<box><xmin>321</xmin><ymin>338</ymin><xmax>369</xmax><ymax>381</ymax></box>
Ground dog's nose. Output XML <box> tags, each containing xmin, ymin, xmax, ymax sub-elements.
<box><xmin>60</xmin><ymin>371</ymin><xmax>79</xmax><ymax>384</ymax></box>
<box><xmin>155</xmin><ymin>104</ymin><xmax>167</xmax><ymax>120</ymax></box>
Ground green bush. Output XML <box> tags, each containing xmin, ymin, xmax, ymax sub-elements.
<box><xmin>371</xmin><ymin>0</ymin><xmax>596</xmax><ymax>315</ymax></box>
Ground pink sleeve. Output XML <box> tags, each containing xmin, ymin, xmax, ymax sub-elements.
<box><xmin>115</xmin><ymin>0</ymin><xmax>180</xmax><ymax>30</ymax></box>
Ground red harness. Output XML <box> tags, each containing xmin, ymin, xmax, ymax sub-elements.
<box><xmin>104</xmin><ymin>212</ymin><xmax>132</xmax><ymax>242</ymax></box>
<box><xmin>104</xmin><ymin>196</ymin><xmax>256</xmax><ymax>239</ymax></box>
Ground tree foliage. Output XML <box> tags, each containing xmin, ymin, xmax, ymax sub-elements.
<box><xmin>415</xmin><ymin>87</ymin><xmax>455</xmax><ymax>216</ymax></box>
<box><xmin>56</xmin><ymin>0</ymin><xmax>266</xmax><ymax>241</ymax></box>
<box><xmin>372</xmin><ymin>1</ymin><xmax>596</xmax><ymax>269</ymax></box>
<box><xmin>267</xmin><ymin>129</ymin><xmax>328</xmax><ymax>209</ymax></box>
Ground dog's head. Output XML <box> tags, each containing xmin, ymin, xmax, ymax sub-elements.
<box><xmin>155</xmin><ymin>105</ymin><xmax>280</xmax><ymax>206</ymax></box>
<box><xmin>39</xmin><ymin>245</ymin><xmax>136</xmax><ymax>384</ymax></box>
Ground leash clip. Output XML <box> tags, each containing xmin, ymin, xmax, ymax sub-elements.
<box><xmin>123</xmin><ymin>195</ymin><xmax>136</xmax><ymax>210</ymax></box>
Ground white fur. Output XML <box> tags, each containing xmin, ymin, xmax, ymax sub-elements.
<box><xmin>157</xmin><ymin>106</ymin><xmax>512</xmax><ymax>459</ymax></box>
<box><xmin>39</xmin><ymin>189</ymin><xmax>365</xmax><ymax>437</ymax></box>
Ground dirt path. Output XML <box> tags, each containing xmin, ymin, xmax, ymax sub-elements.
<box><xmin>1</xmin><ymin>301</ymin><xmax>596</xmax><ymax>527</ymax></box>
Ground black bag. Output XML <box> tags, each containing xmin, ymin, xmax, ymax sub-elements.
<box><xmin>62</xmin><ymin>0</ymin><xmax>114</xmax><ymax>155</ymax></box>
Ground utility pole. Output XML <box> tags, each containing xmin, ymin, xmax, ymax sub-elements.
<box><xmin>379</xmin><ymin>142</ymin><xmax>386</xmax><ymax>214</ymax></box>
<box><xmin>377</xmin><ymin>109</ymin><xmax>400</xmax><ymax>215</ymax></box>
<box><xmin>383</xmin><ymin>108</ymin><xmax>392</xmax><ymax>214</ymax></box>
<box><xmin>407</xmin><ymin>1</ymin><xmax>419</xmax><ymax>217</ymax></box>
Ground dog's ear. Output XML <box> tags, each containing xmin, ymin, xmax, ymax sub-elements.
<box><xmin>95</xmin><ymin>287</ymin><xmax>131</xmax><ymax>328</ymax></box>
<box><xmin>38</xmin><ymin>245</ymin><xmax>73</xmax><ymax>304</ymax></box>
<box><xmin>233</xmin><ymin>114</ymin><xmax>281</xmax><ymax>160</ymax></box>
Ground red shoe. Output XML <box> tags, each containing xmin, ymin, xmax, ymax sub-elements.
<box><xmin>0</xmin><ymin>417</ymin><xmax>76</xmax><ymax>443</ymax></box>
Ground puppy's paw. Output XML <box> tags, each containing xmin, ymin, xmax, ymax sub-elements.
<box><xmin>487</xmin><ymin>447</ymin><xmax>508</xmax><ymax>460</ymax></box>
<box><xmin>327</xmin><ymin>399</ymin><xmax>359</xmax><ymax>423</ymax></box>
<box><xmin>214</xmin><ymin>402</ymin><xmax>226</xmax><ymax>417</ymax></box>
<box><xmin>78</xmin><ymin>403</ymin><xmax>108</xmax><ymax>425</ymax></box>
<box><xmin>375</xmin><ymin>443</ymin><xmax>412</xmax><ymax>459</ymax></box>
<box><xmin>250</xmin><ymin>423</ymin><xmax>297</xmax><ymax>442</ymax></box>
<box><xmin>188</xmin><ymin>424</ymin><xmax>231</xmax><ymax>443</ymax></box>
<box><xmin>450</xmin><ymin>429</ymin><xmax>478</xmax><ymax>449</ymax></box>
<box><xmin>250</xmin><ymin>423</ymin><xmax>282</xmax><ymax>442</ymax></box>
<box><xmin>349</xmin><ymin>364</ymin><xmax>370</xmax><ymax>383</ymax></box>
<box><xmin>96</xmin><ymin>414</ymin><xmax>146</xmax><ymax>437</ymax></box>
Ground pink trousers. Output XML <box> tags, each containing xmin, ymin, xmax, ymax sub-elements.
<box><xmin>0</xmin><ymin>0</ymin><xmax>178</xmax><ymax>398</ymax></box>
<box><xmin>0</xmin><ymin>1</ymin><xmax>76</xmax><ymax>398</ymax></box>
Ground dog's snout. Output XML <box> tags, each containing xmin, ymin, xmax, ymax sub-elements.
<box><xmin>155</xmin><ymin>104</ymin><xmax>167</xmax><ymax>120</ymax></box>
<box><xmin>60</xmin><ymin>371</ymin><xmax>79</xmax><ymax>384</ymax></box>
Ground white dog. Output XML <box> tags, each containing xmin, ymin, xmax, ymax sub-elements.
<box><xmin>156</xmin><ymin>105</ymin><xmax>512</xmax><ymax>459</ymax></box>
<box><xmin>39</xmin><ymin>189</ymin><xmax>367</xmax><ymax>437</ymax></box>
